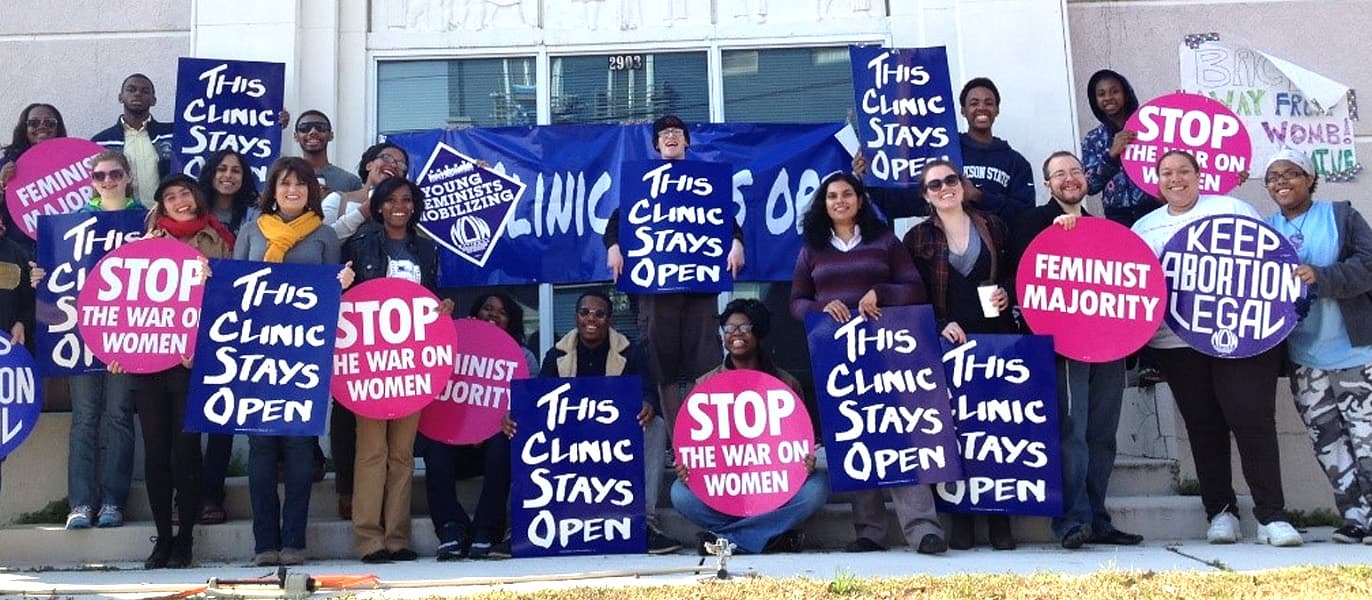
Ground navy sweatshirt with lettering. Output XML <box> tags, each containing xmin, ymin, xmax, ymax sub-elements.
<box><xmin>958</xmin><ymin>132</ymin><xmax>1036</xmax><ymax>219</ymax></box>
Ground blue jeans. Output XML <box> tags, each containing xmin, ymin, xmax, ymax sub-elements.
<box><xmin>202</xmin><ymin>434</ymin><xmax>234</xmax><ymax>507</ymax></box>
<box><xmin>248</xmin><ymin>435</ymin><xmax>314</xmax><ymax>553</ymax></box>
<box><xmin>1052</xmin><ymin>357</ymin><xmax>1125</xmax><ymax>539</ymax></box>
<box><xmin>670</xmin><ymin>471</ymin><xmax>829</xmax><ymax>553</ymax></box>
<box><xmin>67</xmin><ymin>373</ymin><xmax>135</xmax><ymax>509</ymax></box>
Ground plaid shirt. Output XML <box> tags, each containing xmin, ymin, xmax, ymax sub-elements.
<box><xmin>902</xmin><ymin>208</ymin><xmax>1009</xmax><ymax>323</ymax></box>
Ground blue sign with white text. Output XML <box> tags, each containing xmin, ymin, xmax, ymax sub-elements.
<box><xmin>0</xmin><ymin>337</ymin><xmax>42</xmax><ymax>459</ymax></box>
<box><xmin>617</xmin><ymin>159</ymin><xmax>733</xmax><ymax>294</ymax></box>
<box><xmin>173</xmin><ymin>57</ymin><xmax>285</xmax><ymax>190</ymax></box>
<box><xmin>386</xmin><ymin>122</ymin><xmax>852</xmax><ymax>286</ymax></box>
<box><xmin>805</xmin><ymin>305</ymin><xmax>963</xmax><ymax>492</ymax></box>
<box><xmin>35</xmin><ymin>210</ymin><xmax>147</xmax><ymax>376</ymax></box>
<box><xmin>509</xmin><ymin>376</ymin><xmax>646</xmax><ymax>558</ymax></box>
<box><xmin>850</xmin><ymin>45</ymin><xmax>961</xmax><ymax>188</ymax></box>
<box><xmin>933</xmin><ymin>335</ymin><xmax>1062</xmax><ymax>516</ymax></box>
<box><xmin>184</xmin><ymin>260</ymin><xmax>340</xmax><ymax>436</ymax></box>
<box><xmin>415</xmin><ymin>142</ymin><xmax>527</xmax><ymax>268</ymax></box>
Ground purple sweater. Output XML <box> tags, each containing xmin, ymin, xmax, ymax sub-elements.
<box><xmin>790</xmin><ymin>231</ymin><xmax>927</xmax><ymax>319</ymax></box>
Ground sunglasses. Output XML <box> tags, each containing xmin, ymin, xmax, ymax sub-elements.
<box><xmin>576</xmin><ymin>307</ymin><xmax>609</xmax><ymax>319</ymax></box>
<box><xmin>295</xmin><ymin>121</ymin><xmax>331</xmax><ymax>133</ymax></box>
<box><xmin>91</xmin><ymin>169</ymin><xmax>126</xmax><ymax>182</ymax></box>
<box><xmin>924</xmin><ymin>173</ymin><xmax>962</xmax><ymax>192</ymax></box>
<box><xmin>26</xmin><ymin>118</ymin><xmax>60</xmax><ymax>128</ymax></box>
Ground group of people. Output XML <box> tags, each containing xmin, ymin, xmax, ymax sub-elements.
<box><xmin>0</xmin><ymin>65</ymin><xmax>1368</xmax><ymax>570</ymax></box>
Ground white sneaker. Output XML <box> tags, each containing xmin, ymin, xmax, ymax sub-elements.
<box><xmin>1256</xmin><ymin>521</ymin><xmax>1303</xmax><ymax>547</ymax></box>
<box><xmin>1206</xmin><ymin>512</ymin><xmax>1240</xmax><ymax>544</ymax></box>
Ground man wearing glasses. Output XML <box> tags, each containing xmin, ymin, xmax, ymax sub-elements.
<box><xmin>1009</xmin><ymin>151</ymin><xmax>1143</xmax><ymax>550</ymax></box>
<box><xmin>293</xmin><ymin>110</ymin><xmax>362</xmax><ymax>195</ymax></box>
<box><xmin>93</xmin><ymin>74</ymin><xmax>175</xmax><ymax>206</ymax></box>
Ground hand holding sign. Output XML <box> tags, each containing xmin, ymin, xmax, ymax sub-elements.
<box><xmin>1122</xmin><ymin>93</ymin><xmax>1252</xmax><ymax>197</ymax></box>
<box><xmin>418</xmin><ymin>318</ymin><xmax>529</xmax><ymax>445</ymax></box>
<box><xmin>675</xmin><ymin>370</ymin><xmax>814</xmax><ymax>517</ymax></box>
<box><xmin>5</xmin><ymin>138</ymin><xmax>105</xmax><ymax>239</ymax></box>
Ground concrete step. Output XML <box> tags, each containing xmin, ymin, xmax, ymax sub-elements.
<box><xmin>123</xmin><ymin>458</ymin><xmax>1182</xmax><ymax>522</ymax></box>
<box><xmin>4</xmin><ymin>494</ymin><xmax>1250</xmax><ymax>566</ymax></box>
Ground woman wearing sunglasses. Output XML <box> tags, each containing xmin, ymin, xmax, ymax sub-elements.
<box><xmin>904</xmin><ymin>159</ymin><xmax>1019</xmax><ymax>551</ymax></box>
<box><xmin>790</xmin><ymin>172</ymin><xmax>945</xmax><ymax>554</ymax></box>
<box><xmin>1</xmin><ymin>103</ymin><xmax>68</xmax><ymax>249</ymax></box>
<box><xmin>28</xmin><ymin>150</ymin><xmax>143</xmax><ymax>533</ymax></box>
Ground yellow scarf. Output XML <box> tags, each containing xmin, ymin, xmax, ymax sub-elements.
<box><xmin>257</xmin><ymin>212</ymin><xmax>323</xmax><ymax>263</ymax></box>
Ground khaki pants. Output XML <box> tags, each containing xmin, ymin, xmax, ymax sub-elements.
<box><xmin>352</xmin><ymin>413</ymin><xmax>420</xmax><ymax>556</ymax></box>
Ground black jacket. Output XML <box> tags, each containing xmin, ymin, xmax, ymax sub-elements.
<box><xmin>92</xmin><ymin>117</ymin><xmax>176</xmax><ymax>182</ymax></box>
<box><xmin>342</xmin><ymin>222</ymin><xmax>439</xmax><ymax>292</ymax></box>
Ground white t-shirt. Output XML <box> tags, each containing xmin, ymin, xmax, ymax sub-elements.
<box><xmin>1130</xmin><ymin>195</ymin><xmax>1261</xmax><ymax>349</ymax></box>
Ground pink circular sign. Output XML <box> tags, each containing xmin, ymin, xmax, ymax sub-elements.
<box><xmin>332</xmin><ymin>279</ymin><xmax>458</xmax><ymax>420</ymax></box>
<box><xmin>674</xmin><ymin>369</ymin><xmax>814</xmax><ymax>517</ymax></box>
<box><xmin>418</xmin><ymin>318</ymin><xmax>529</xmax><ymax>445</ymax></box>
<box><xmin>75</xmin><ymin>237</ymin><xmax>206</xmax><ymax>374</ymax></box>
<box><xmin>1122</xmin><ymin>92</ymin><xmax>1253</xmax><ymax>198</ymax></box>
<box><xmin>1016</xmin><ymin>217</ymin><xmax>1167</xmax><ymax>363</ymax></box>
<box><xmin>5</xmin><ymin>138</ymin><xmax>104</xmax><ymax>239</ymax></box>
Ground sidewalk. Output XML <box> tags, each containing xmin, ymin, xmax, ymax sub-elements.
<box><xmin>2</xmin><ymin>527</ymin><xmax>1367</xmax><ymax>599</ymax></box>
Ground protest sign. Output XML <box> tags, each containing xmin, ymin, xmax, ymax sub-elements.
<box><xmin>617</xmin><ymin>159</ymin><xmax>733</xmax><ymax>294</ymax></box>
<box><xmin>805</xmin><ymin>305</ymin><xmax>962</xmax><ymax>492</ymax></box>
<box><xmin>5</xmin><ymin>138</ymin><xmax>104</xmax><ymax>239</ymax></box>
<box><xmin>933</xmin><ymin>335</ymin><xmax>1061</xmax><ymax>516</ymax></box>
<box><xmin>387</xmin><ymin>122</ymin><xmax>852</xmax><ymax>286</ymax></box>
<box><xmin>415</xmin><ymin>142</ymin><xmax>527</xmax><ymax>268</ymax></box>
<box><xmin>418</xmin><ymin>318</ymin><xmax>529</xmax><ymax>445</ymax></box>
<box><xmin>1121</xmin><ymin>92</ymin><xmax>1252</xmax><ymax>197</ymax></box>
<box><xmin>332</xmin><ymin>279</ymin><xmax>456</xmax><ymax>420</ymax></box>
<box><xmin>1016</xmin><ymin>217</ymin><xmax>1167</xmax><ymax>362</ymax></box>
<box><xmin>185</xmin><ymin>260</ymin><xmax>341</xmax><ymax>435</ymax></box>
<box><xmin>173</xmin><ymin>57</ymin><xmax>285</xmax><ymax>189</ymax></box>
<box><xmin>1181</xmin><ymin>40</ymin><xmax>1359</xmax><ymax>182</ymax></box>
<box><xmin>75</xmin><ymin>238</ymin><xmax>205</xmax><ymax>374</ymax></box>
<box><xmin>675</xmin><ymin>369</ymin><xmax>813</xmax><ymax>517</ymax></box>
<box><xmin>510</xmin><ymin>376</ymin><xmax>645</xmax><ymax>557</ymax></box>
<box><xmin>35</xmin><ymin>211</ymin><xmax>147</xmax><ymax>376</ymax></box>
<box><xmin>0</xmin><ymin>336</ymin><xmax>42</xmax><ymax>460</ymax></box>
<box><xmin>1161</xmin><ymin>214</ymin><xmax>1304</xmax><ymax>358</ymax></box>
<box><xmin>849</xmin><ymin>45</ymin><xmax>961</xmax><ymax>188</ymax></box>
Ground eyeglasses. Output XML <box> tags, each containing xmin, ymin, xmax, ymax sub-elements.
<box><xmin>91</xmin><ymin>169</ymin><xmax>126</xmax><ymax>182</ymax></box>
<box><xmin>722</xmin><ymin>323</ymin><xmax>755</xmax><ymax>335</ymax></box>
<box><xmin>1049</xmin><ymin>168</ymin><xmax>1085</xmax><ymax>181</ymax></box>
<box><xmin>377</xmin><ymin>153</ymin><xmax>408</xmax><ymax>169</ymax></box>
<box><xmin>295</xmin><ymin>121</ymin><xmax>331</xmax><ymax>133</ymax></box>
<box><xmin>25</xmin><ymin>118</ymin><xmax>59</xmax><ymax>128</ymax></box>
<box><xmin>924</xmin><ymin>173</ymin><xmax>962</xmax><ymax>192</ymax></box>
<box><xmin>657</xmin><ymin>128</ymin><xmax>685</xmax><ymax>139</ymax></box>
<box><xmin>1265</xmin><ymin>169</ymin><xmax>1307</xmax><ymax>184</ymax></box>
<box><xmin>576</xmin><ymin>307</ymin><xmax>609</xmax><ymax>319</ymax></box>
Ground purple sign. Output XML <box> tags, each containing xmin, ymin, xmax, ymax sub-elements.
<box><xmin>617</xmin><ymin>159</ymin><xmax>733</xmax><ymax>294</ymax></box>
<box><xmin>173</xmin><ymin>57</ymin><xmax>285</xmax><ymax>189</ymax></box>
<box><xmin>415</xmin><ymin>142</ymin><xmax>526</xmax><ymax>268</ymax></box>
<box><xmin>850</xmin><ymin>45</ymin><xmax>961</xmax><ymax>188</ymax></box>
<box><xmin>0</xmin><ymin>336</ymin><xmax>42</xmax><ymax>460</ymax></box>
<box><xmin>1161</xmin><ymin>214</ymin><xmax>1305</xmax><ymax>358</ymax></box>
<box><xmin>805</xmin><ymin>305</ymin><xmax>963</xmax><ymax>492</ymax></box>
<box><xmin>934</xmin><ymin>335</ymin><xmax>1062</xmax><ymax>516</ymax></box>
<box><xmin>509</xmin><ymin>376</ymin><xmax>646</xmax><ymax>558</ymax></box>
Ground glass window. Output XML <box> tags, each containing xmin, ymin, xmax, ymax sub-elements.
<box><xmin>551</xmin><ymin>284</ymin><xmax>640</xmax><ymax>349</ymax></box>
<box><xmin>549</xmin><ymin>52</ymin><xmax>708</xmax><ymax>125</ymax></box>
<box><xmin>440</xmin><ymin>285</ymin><xmax>542</xmax><ymax>364</ymax></box>
<box><xmin>377</xmin><ymin>57</ymin><xmax>537</xmax><ymax>134</ymax></box>
<box><xmin>722</xmin><ymin>47</ymin><xmax>853</xmax><ymax>123</ymax></box>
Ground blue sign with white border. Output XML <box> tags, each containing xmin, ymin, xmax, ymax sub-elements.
<box><xmin>617</xmin><ymin>159</ymin><xmax>733</xmax><ymax>294</ymax></box>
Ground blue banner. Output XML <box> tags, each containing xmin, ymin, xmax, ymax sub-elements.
<box><xmin>415</xmin><ymin>142</ymin><xmax>527</xmax><ymax>268</ymax></box>
<box><xmin>184</xmin><ymin>260</ymin><xmax>340</xmax><ymax>436</ymax></box>
<box><xmin>35</xmin><ymin>210</ymin><xmax>147</xmax><ymax>376</ymax></box>
<box><xmin>805</xmin><ymin>305</ymin><xmax>963</xmax><ymax>492</ymax></box>
<box><xmin>0</xmin><ymin>336</ymin><xmax>42</xmax><ymax>459</ymax></box>
<box><xmin>386</xmin><ymin>122</ymin><xmax>852</xmax><ymax>286</ymax></box>
<box><xmin>933</xmin><ymin>335</ymin><xmax>1063</xmax><ymax>516</ymax></box>
<box><xmin>173</xmin><ymin>57</ymin><xmax>285</xmax><ymax>190</ymax></box>
<box><xmin>850</xmin><ymin>45</ymin><xmax>961</xmax><ymax>188</ymax></box>
<box><xmin>509</xmin><ymin>376</ymin><xmax>646</xmax><ymax>558</ymax></box>
<box><xmin>617</xmin><ymin>159</ymin><xmax>733</xmax><ymax>294</ymax></box>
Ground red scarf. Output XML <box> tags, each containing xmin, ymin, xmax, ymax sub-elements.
<box><xmin>156</xmin><ymin>214</ymin><xmax>236</xmax><ymax>248</ymax></box>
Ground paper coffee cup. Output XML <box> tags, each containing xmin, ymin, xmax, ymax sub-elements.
<box><xmin>977</xmin><ymin>284</ymin><xmax>1000</xmax><ymax>318</ymax></box>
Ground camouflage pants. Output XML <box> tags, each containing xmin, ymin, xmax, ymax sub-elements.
<box><xmin>1291</xmin><ymin>363</ymin><xmax>1372</xmax><ymax>527</ymax></box>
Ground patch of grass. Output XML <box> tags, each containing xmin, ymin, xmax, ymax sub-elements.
<box><xmin>15</xmin><ymin>498</ymin><xmax>68</xmax><ymax>525</ymax></box>
<box><xmin>1288</xmin><ymin>507</ymin><xmax>1343</xmax><ymax>528</ymax></box>
<box><xmin>448</xmin><ymin>565</ymin><xmax>1372</xmax><ymax>600</ymax></box>
<box><xmin>1175</xmin><ymin>478</ymin><xmax>1201</xmax><ymax>496</ymax></box>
